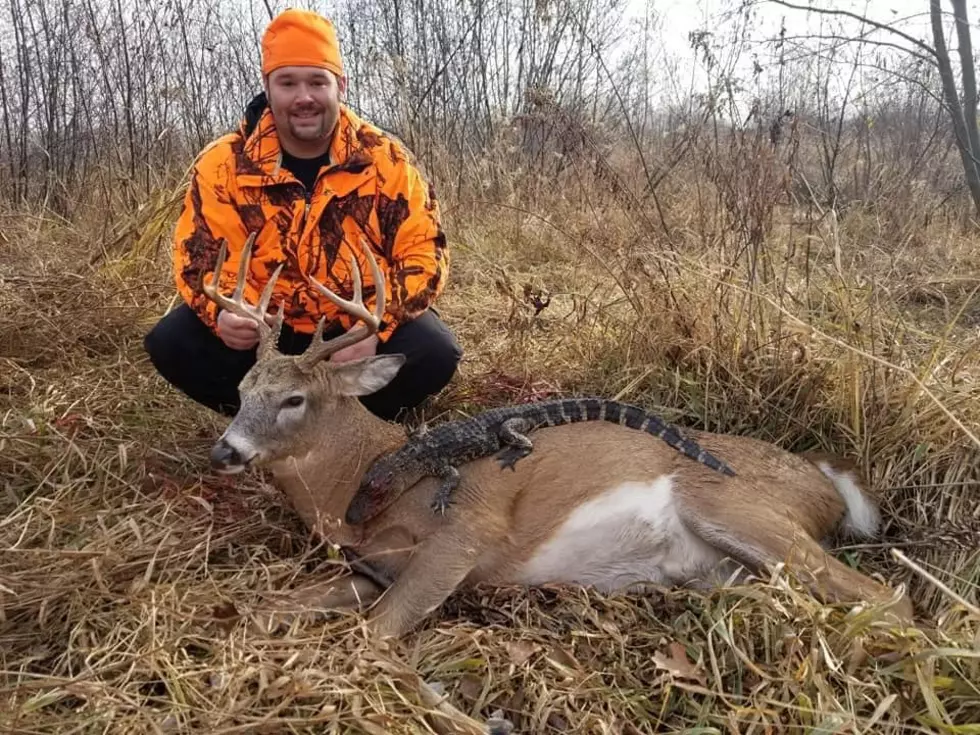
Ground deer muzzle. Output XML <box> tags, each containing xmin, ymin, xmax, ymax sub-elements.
<box><xmin>210</xmin><ymin>437</ymin><xmax>248</xmax><ymax>474</ymax></box>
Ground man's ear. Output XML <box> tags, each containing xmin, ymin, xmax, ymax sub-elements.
<box><xmin>337</xmin><ymin>74</ymin><xmax>348</xmax><ymax>99</ymax></box>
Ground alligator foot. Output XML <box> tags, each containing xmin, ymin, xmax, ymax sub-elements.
<box><xmin>495</xmin><ymin>444</ymin><xmax>532</xmax><ymax>471</ymax></box>
<box><xmin>430</xmin><ymin>489</ymin><xmax>455</xmax><ymax>515</ymax></box>
<box><xmin>430</xmin><ymin>465</ymin><xmax>460</xmax><ymax>515</ymax></box>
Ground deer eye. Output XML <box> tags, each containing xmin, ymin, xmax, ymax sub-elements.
<box><xmin>283</xmin><ymin>395</ymin><xmax>305</xmax><ymax>409</ymax></box>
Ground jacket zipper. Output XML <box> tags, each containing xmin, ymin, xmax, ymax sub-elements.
<box><xmin>295</xmin><ymin>188</ymin><xmax>312</xmax><ymax>275</ymax></box>
<box><xmin>301</xmin><ymin>188</ymin><xmax>311</xmax><ymax>230</ymax></box>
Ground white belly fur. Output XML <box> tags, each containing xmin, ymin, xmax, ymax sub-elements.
<box><xmin>517</xmin><ymin>475</ymin><xmax>735</xmax><ymax>592</ymax></box>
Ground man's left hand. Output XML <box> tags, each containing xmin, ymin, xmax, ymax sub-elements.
<box><xmin>328</xmin><ymin>333</ymin><xmax>380</xmax><ymax>363</ymax></box>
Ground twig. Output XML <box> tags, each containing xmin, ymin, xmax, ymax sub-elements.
<box><xmin>370</xmin><ymin>652</ymin><xmax>491</xmax><ymax>735</ymax></box>
<box><xmin>340</xmin><ymin>544</ymin><xmax>393</xmax><ymax>589</ymax></box>
<box><xmin>761</xmin><ymin>0</ymin><xmax>938</xmax><ymax>59</ymax></box>
<box><xmin>891</xmin><ymin>548</ymin><xmax>980</xmax><ymax>616</ymax></box>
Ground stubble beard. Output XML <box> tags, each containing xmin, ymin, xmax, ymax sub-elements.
<box><xmin>289</xmin><ymin>116</ymin><xmax>331</xmax><ymax>142</ymax></box>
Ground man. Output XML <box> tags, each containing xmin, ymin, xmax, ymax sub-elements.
<box><xmin>144</xmin><ymin>9</ymin><xmax>462</xmax><ymax>422</ymax></box>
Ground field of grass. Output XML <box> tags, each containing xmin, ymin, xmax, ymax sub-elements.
<box><xmin>1</xmin><ymin>139</ymin><xmax>979</xmax><ymax>732</ymax></box>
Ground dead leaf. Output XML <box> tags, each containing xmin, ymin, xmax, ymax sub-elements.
<box><xmin>211</xmin><ymin>601</ymin><xmax>240</xmax><ymax>632</ymax></box>
<box><xmin>546</xmin><ymin>712</ymin><xmax>569</xmax><ymax>730</ymax></box>
<box><xmin>598</xmin><ymin>616</ymin><xmax>622</xmax><ymax>638</ymax></box>
<box><xmin>846</xmin><ymin>636</ymin><xmax>868</xmax><ymax>675</ymax></box>
<box><xmin>545</xmin><ymin>645</ymin><xmax>581</xmax><ymax>679</ymax></box>
<box><xmin>497</xmin><ymin>687</ymin><xmax>526</xmax><ymax>716</ymax></box>
<box><xmin>652</xmin><ymin>641</ymin><xmax>706</xmax><ymax>685</ymax></box>
<box><xmin>486</xmin><ymin>709</ymin><xmax>515</xmax><ymax>735</ymax></box>
<box><xmin>504</xmin><ymin>640</ymin><xmax>539</xmax><ymax>667</ymax></box>
<box><xmin>457</xmin><ymin>673</ymin><xmax>484</xmax><ymax>704</ymax></box>
<box><xmin>575</xmin><ymin>640</ymin><xmax>601</xmax><ymax>663</ymax></box>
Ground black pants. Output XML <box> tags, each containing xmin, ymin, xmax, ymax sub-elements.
<box><xmin>143</xmin><ymin>304</ymin><xmax>463</xmax><ymax>422</ymax></box>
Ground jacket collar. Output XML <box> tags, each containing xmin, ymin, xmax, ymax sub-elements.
<box><xmin>236</xmin><ymin>104</ymin><xmax>376</xmax><ymax>192</ymax></box>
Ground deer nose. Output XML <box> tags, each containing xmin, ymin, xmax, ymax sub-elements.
<box><xmin>210</xmin><ymin>439</ymin><xmax>243</xmax><ymax>471</ymax></box>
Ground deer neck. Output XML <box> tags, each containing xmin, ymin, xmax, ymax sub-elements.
<box><xmin>267</xmin><ymin>399</ymin><xmax>407</xmax><ymax>545</ymax></box>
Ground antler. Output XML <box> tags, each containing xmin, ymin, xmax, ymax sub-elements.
<box><xmin>298</xmin><ymin>239</ymin><xmax>387</xmax><ymax>370</ymax></box>
<box><xmin>201</xmin><ymin>231</ymin><xmax>285</xmax><ymax>359</ymax></box>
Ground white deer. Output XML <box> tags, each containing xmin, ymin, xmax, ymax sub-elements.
<box><xmin>200</xmin><ymin>234</ymin><xmax>912</xmax><ymax>638</ymax></box>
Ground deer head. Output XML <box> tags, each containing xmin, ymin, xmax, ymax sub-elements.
<box><xmin>200</xmin><ymin>233</ymin><xmax>406</xmax><ymax>474</ymax></box>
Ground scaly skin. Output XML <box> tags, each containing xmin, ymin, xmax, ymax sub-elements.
<box><xmin>345</xmin><ymin>398</ymin><xmax>737</xmax><ymax>525</ymax></box>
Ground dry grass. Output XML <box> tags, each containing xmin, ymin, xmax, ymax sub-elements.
<box><xmin>1</xmin><ymin>151</ymin><xmax>979</xmax><ymax>733</ymax></box>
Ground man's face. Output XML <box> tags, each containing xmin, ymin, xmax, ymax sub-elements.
<box><xmin>265</xmin><ymin>66</ymin><xmax>346</xmax><ymax>151</ymax></box>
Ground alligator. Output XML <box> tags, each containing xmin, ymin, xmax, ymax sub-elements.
<box><xmin>345</xmin><ymin>397</ymin><xmax>737</xmax><ymax>525</ymax></box>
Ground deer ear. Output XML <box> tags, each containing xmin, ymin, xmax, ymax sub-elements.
<box><xmin>332</xmin><ymin>354</ymin><xmax>407</xmax><ymax>396</ymax></box>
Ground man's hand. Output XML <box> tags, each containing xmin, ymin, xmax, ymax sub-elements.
<box><xmin>217</xmin><ymin>310</ymin><xmax>260</xmax><ymax>350</ymax></box>
<box><xmin>329</xmin><ymin>333</ymin><xmax>379</xmax><ymax>363</ymax></box>
<box><xmin>216</xmin><ymin>309</ymin><xmax>279</xmax><ymax>351</ymax></box>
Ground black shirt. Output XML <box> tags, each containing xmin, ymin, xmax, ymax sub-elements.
<box><xmin>281</xmin><ymin>149</ymin><xmax>331</xmax><ymax>192</ymax></box>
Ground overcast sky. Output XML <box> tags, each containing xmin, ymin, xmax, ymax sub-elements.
<box><xmin>610</xmin><ymin>0</ymin><xmax>978</xmax><ymax>115</ymax></box>
<box><xmin>622</xmin><ymin>0</ymin><xmax>976</xmax><ymax>71</ymax></box>
<box><xmin>630</xmin><ymin>0</ymin><xmax>975</xmax><ymax>50</ymax></box>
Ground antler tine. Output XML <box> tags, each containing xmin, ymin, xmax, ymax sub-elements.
<box><xmin>365</xmin><ymin>241</ymin><xmax>386</xmax><ymax>325</ymax></box>
<box><xmin>230</xmin><ymin>232</ymin><xmax>254</xmax><ymax>303</ymax></box>
<box><xmin>200</xmin><ymin>232</ymin><xmax>285</xmax><ymax>356</ymax></box>
<box><xmin>200</xmin><ymin>238</ymin><xmax>228</xmax><ymax>304</ymax></box>
<box><xmin>201</xmin><ymin>232</ymin><xmax>255</xmax><ymax>314</ymax></box>
<box><xmin>256</xmin><ymin>261</ymin><xmax>285</xmax><ymax>317</ymax></box>
<box><xmin>299</xmin><ymin>241</ymin><xmax>387</xmax><ymax>368</ymax></box>
<box><xmin>255</xmin><ymin>261</ymin><xmax>286</xmax><ymax>359</ymax></box>
<box><xmin>309</xmin><ymin>254</ymin><xmax>380</xmax><ymax>327</ymax></box>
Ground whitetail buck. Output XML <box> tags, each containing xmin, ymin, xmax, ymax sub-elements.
<box><xmin>200</xmin><ymin>234</ymin><xmax>913</xmax><ymax>639</ymax></box>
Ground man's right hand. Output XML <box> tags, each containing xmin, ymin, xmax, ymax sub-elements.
<box><xmin>216</xmin><ymin>309</ymin><xmax>261</xmax><ymax>350</ymax></box>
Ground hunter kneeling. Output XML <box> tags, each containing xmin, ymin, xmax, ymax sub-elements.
<box><xmin>143</xmin><ymin>8</ymin><xmax>461</xmax><ymax>425</ymax></box>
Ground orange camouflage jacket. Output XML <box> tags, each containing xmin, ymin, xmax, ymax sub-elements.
<box><xmin>172</xmin><ymin>102</ymin><xmax>448</xmax><ymax>342</ymax></box>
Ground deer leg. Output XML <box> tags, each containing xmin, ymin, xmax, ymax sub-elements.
<box><xmin>495</xmin><ymin>418</ymin><xmax>536</xmax><ymax>471</ymax></box>
<box><xmin>365</xmin><ymin>525</ymin><xmax>488</xmax><ymax>639</ymax></box>
<box><xmin>252</xmin><ymin>572</ymin><xmax>385</xmax><ymax>635</ymax></box>
<box><xmin>676</xmin><ymin>501</ymin><xmax>913</xmax><ymax>623</ymax></box>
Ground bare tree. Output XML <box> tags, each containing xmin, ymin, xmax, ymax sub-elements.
<box><xmin>930</xmin><ymin>0</ymin><xmax>980</xmax><ymax>214</ymax></box>
<box><xmin>764</xmin><ymin>0</ymin><xmax>980</xmax><ymax>219</ymax></box>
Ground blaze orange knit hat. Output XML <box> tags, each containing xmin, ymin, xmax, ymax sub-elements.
<box><xmin>261</xmin><ymin>9</ymin><xmax>344</xmax><ymax>77</ymax></box>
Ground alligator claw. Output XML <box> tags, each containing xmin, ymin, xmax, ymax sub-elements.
<box><xmin>430</xmin><ymin>495</ymin><xmax>454</xmax><ymax>515</ymax></box>
<box><xmin>495</xmin><ymin>446</ymin><xmax>530</xmax><ymax>471</ymax></box>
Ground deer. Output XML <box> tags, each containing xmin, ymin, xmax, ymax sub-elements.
<box><xmin>198</xmin><ymin>234</ymin><xmax>914</xmax><ymax>640</ymax></box>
